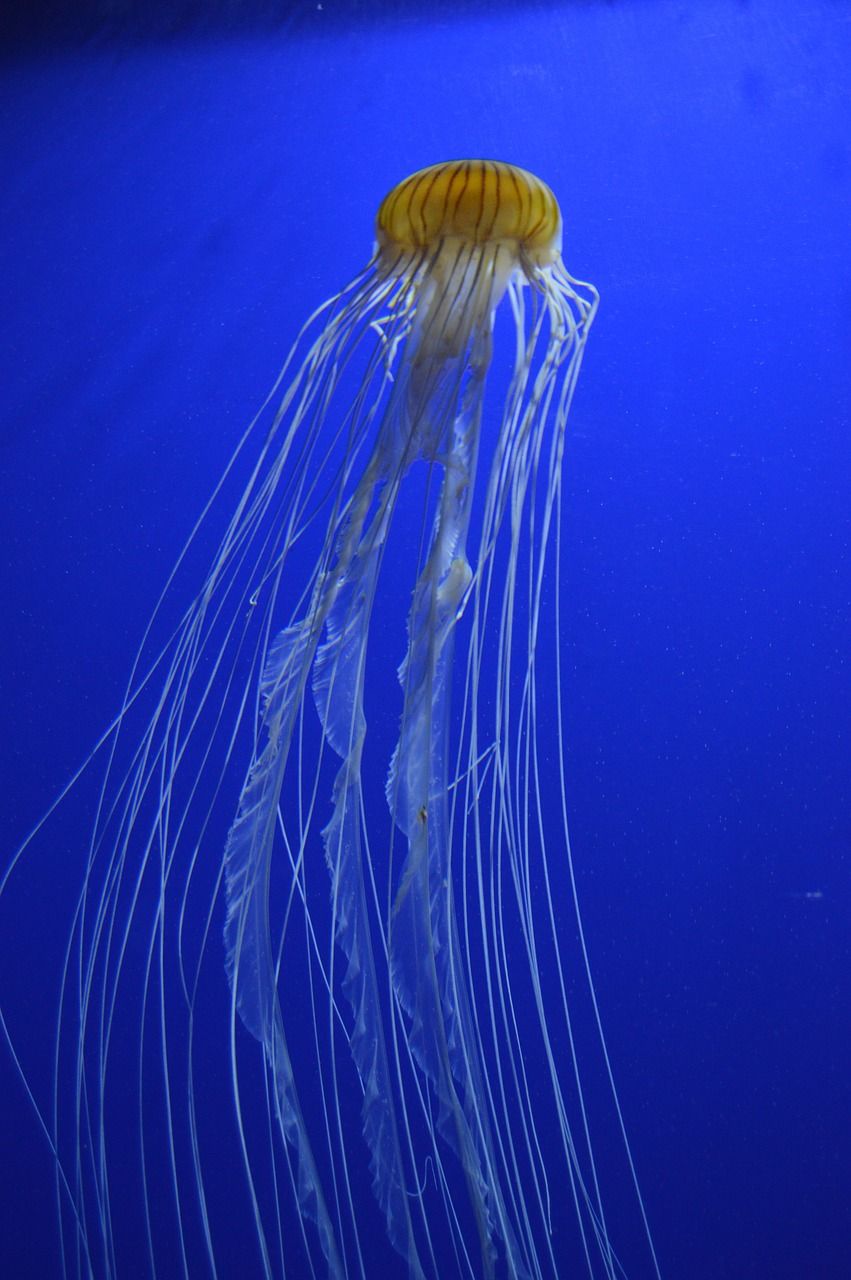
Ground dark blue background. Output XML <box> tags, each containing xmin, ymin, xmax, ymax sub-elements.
<box><xmin>1</xmin><ymin>2</ymin><xmax>849</xmax><ymax>1277</ymax></box>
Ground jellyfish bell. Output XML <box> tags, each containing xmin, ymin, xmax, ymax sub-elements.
<box><xmin>1</xmin><ymin>161</ymin><xmax>661</xmax><ymax>1280</ymax></box>
<box><xmin>375</xmin><ymin>163</ymin><xmax>564</xmax><ymax>453</ymax></box>
<box><xmin>375</xmin><ymin>161</ymin><xmax>562</xmax><ymax>378</ymax></box>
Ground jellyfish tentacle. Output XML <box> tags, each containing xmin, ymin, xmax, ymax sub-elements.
<box><xmin>312</xmin><ymin>470</ymin><xmax>428</xmax><ymax>1279</ymax></box>
<box><xmin>223</xmin><ymin>371</ymin><xmax>425</xmax><ymax>1278</ymax></box>
<box><xmin>386</xmin><ymin>329</ymin><xmax>532</xmax><ymax>1280</ymax></box>
<box><xmin>217</xmin><ymin>266</ymin><xmax>409</xmax><ymax>1275</ymax></box>
<box><xmin>224</xmin><ymin>620</ymin><xmax>346</xmax><ymax>1279</ymax></box>
<box><xmin>223</xmin><ymin>444</ymin><xmax>390</xmax><ymax>1277</ymax></box>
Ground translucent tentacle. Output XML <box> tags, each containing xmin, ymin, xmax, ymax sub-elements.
<box><xmin>224</xmin><ymin>625</ymin><xmax>308</xmax><ymax>1040</ymax></box>
<box><xmin>223</xmin><ymin>372</ymin><xmax>422</xmax><ymax>1277</ymax></box>
<box><xmin>312</xmin><ymin>490</ymin><xmax>427</xmax><ymax>1279</ymax></box>
<box><xmin>224</xmin><ymin>621</ymin><xmax>345</xmax><ymax>1279</ymax></box>
<box><xmin>387</xmin><ymin>345</ymin><xmax>531</xmax><ymax>1280</ymax></box>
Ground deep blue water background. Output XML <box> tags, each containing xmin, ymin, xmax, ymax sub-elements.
<box><xmin>1</xmin><ymin>2</ymin><xmax>849</xmax><ymax>1277</ymax></box>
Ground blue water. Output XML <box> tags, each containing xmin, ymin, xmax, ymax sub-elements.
<box><xmin>1</xmin><ymin>2</ymin><xmax>849</xmax><ymax>1277</ymax></box>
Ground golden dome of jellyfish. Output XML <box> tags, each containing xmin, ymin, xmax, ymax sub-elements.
<box><xmin>375</xmin><ymin>159</ymin><xmax>560</xmax><ymax>258</ymax></box>
<box><xmin>2</xmin><ymin>161</ymin><xmax>662</xmax><ymax>1280</ymax></box>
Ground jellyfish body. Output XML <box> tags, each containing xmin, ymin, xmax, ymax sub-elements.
<box><xmin>2</xmin><ymin>162</ymin><xmax>660</xmax><ymax>1279</ymax></box>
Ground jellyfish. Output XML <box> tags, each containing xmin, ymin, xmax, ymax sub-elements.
<box><xmin>2</xmin><ymin>160</ymin><xmax>661</xmax><ymax>1279</ymax></box>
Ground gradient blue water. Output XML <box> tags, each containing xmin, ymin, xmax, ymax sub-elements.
<box><xmin>1</xmin><ymin>2</ymin><xmax>849</xmax><ymax>1277</ymax></box>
